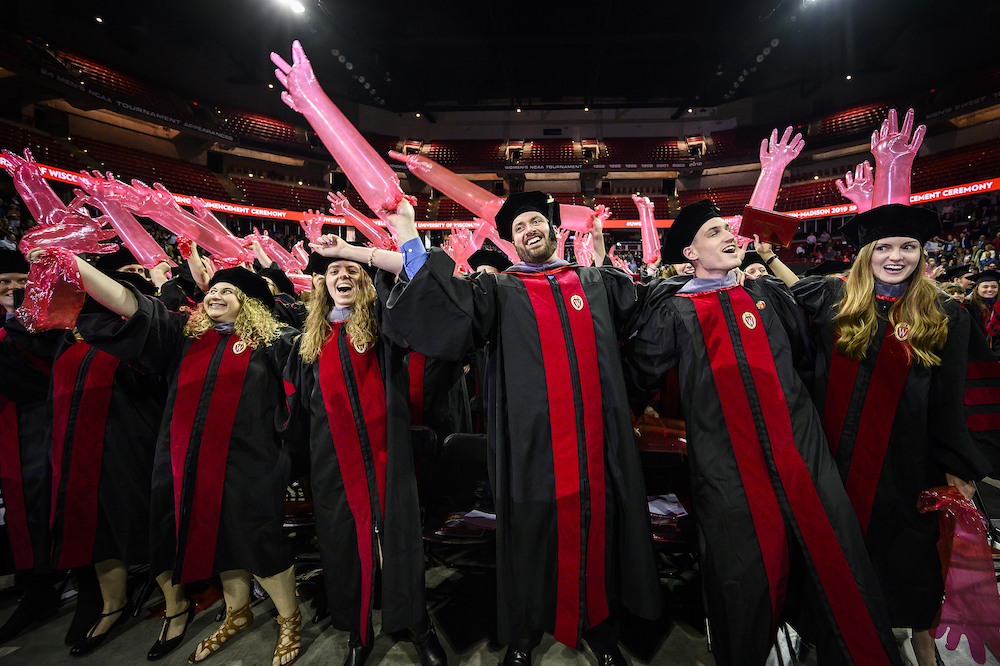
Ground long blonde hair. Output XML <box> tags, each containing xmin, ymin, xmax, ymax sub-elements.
<box><xmin>833</xmin><ymin>242</ymin><xmax>948</xmax><ymax>366</ymax></box>
<box><xmin>299</xmin><ymin>267</ymin><xmax>378</xmax><ymax>364</ymax></box>
<box><xmin>183</xmin><ymin>288</ymin><xmax>284</xmax><ymax>350</ymax></box>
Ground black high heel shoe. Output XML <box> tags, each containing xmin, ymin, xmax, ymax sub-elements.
<box><xmin>147</xmin><ymin>599</ymin><xmax>196</xmax><ymax>661</ymax></box>
<box><xmin>69</xmin><ymin>603</ymin><xmax>129</xmax><ymax>657</ymax></box>
<box><xmin>343</xmin><ymin>626</ymin><xmax>375</xmax><ymax>666</ymax></box>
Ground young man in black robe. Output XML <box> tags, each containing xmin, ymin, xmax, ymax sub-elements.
<box><xmin>381</xmin><ymin>193</ymin><xmax>661</xmax><ymax>666</ymax></box>
<box><xmin>621</xmin><ymin>200</ymin><xmax>903</xmax><ymax>666</ymax></box>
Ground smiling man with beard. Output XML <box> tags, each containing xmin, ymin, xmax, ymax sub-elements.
<box><xmin>621</xmin><ymin>199</ymin><xmax>904</xmax><ymax>665</ymax></box>
<box><xmin>382</xmin><ymin>192</ymin><xmax>661</xmax><ymax>666</ymax></box>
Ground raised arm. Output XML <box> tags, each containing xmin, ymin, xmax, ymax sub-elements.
<box><xmin>27</xmin><ymin>248</ymin><xmax>138</xmax><ymax>318</ymax></box>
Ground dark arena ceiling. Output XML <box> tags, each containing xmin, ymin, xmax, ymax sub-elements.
<box><xmin>4</xmin><ymin>0</ymin><xmax>1000</xmax><ymax>121</ymax></box>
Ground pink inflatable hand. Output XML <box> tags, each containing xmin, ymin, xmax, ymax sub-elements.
<box><xmin>632</xmin><ymin>194</ymin><xmax>661</xmax><ymax>265</ymax></box>
<box><xmin>271</xmin><ymin>41</ymin><xmax>408</xmax><ymax>221</ymax></box>
<box><xmin>176</xmin><ymin>236</ymin><xmax>194</xmax><ymax>260</ymax></box>
<box><xmin>470</xmin><ymin>219</ymin><xmax>520</xmax><ymax>263</ymax></box>
<box><xmin>2</xmin><ymin>149</ymin><xmax>67</xmax><ymax>226</ymax></box>
<box><xmin>918</xmin><ymin>487</ymin><xmax>1000</xmax><ymax>664</ymax></box>
<box><xmin>327</xmin><ymin>191</ymin><xmax>395</xmax><ymax>249</ymax></box>
<box><xmin>247</xmin><ymin>227</ymin><xmax>297</xmax><ymax>271</ymax></box>
<box><xmin>447</xmin><ymin>227</ymin><xmax>475</xmax><ymax>273</ymax></box>
<box><xmin>286</xmin><ymin>272</ymin><xmax>313</xmax><ymax>294</ymax></box>
<box><xmin>389</xmin><ymin>150</ymin><xmax>505</xmax><ymax>222</ymax></box>
<box><xmin>573</xmin><ymin>232</ymin><xmax>595</xmax><ymax>267</ymax></box>
<box><xmin>290</xmin><ymin>241</ymin><xmax>309</xmax><ymax>271</ymax></box>
<box><xmin>835</xmin><ymin>161</ymin><xmax>874</xmax><ymax>213</ymax></box>
<box><xmin>18</xmin><ymin>208</ymin><xmax>118</xmax><ymax>256</ymax></box>
<box><xmin>607</xmin><ymin>246</ymin><xmax>634</xmax><ymax>275</ymax></box>
<box><xmin>748</xmin><ymin>127</ymin><xmax>805</xmax><ymax>212</ymax></box>
<box><xmin>188</xmin><ymin>196</ymin><xmax>253</xmax><ymax>262</ymax></box>
<box><xmin>79</xmin><ymin>183</ymin><xmax>176</xmax><ymax>269</ymax></box>
<box><xmin>16</xmin><ymin>248</ymin><xmax>85</xmax><ymax>332</ymax></box>
<box><xmin>554</xmin><ymin>226</ymin><xmax>572</xmax><ymax>261</ymax></box>
<box><xmin>300</xmin><ymin>210</ymin><xmax>327</xmax><ymax>243</ymax></box>
<box><xmin>559</xmin><ymin>204</ymin><xmax>597</xmax><ymax>234</ymax></box>
<box><xmin>871</xmin><ymin>108</ymin><xmax>926</xmax><ymax>206</ymax></box>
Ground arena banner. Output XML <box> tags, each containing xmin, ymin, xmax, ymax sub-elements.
<box><xmin>4</xmin><ymin>156</ymin><xmax>995</xmax><ymax>231</ymax></box>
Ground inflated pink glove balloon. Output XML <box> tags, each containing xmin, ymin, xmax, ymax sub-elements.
<box><xmin>245</xmin><ymin>227</ymin><xmax>298</xmax><ymax>271</ymax></box>
<box><xmin>470</xmin><ymin>219</ymin><xmax>519</xmax><ymax>263</ymax></box>
<box><xmin>871</xmin><ymin>108</ymin><xmax>925</xmax><ymax>206</ymax></box>
<box><xmin>189</xmin><ymin>197</ymin><xmax>253</xmax><ymax>263</ymax></box>
<box><xmin>606</xmin><ymin>246</ymin><xmax>633</xmax><ymax>275</ymax></box>
<box><xmin>389</xmin><ymin>151</ymin><xmax>504</xmax><ymax>222</ymax></box>
<box><xmin>290</xmin><ymin>241</ymin><xmax>309</xmax><ymax>271</ymax></box>
<box><xmin>835</xmin><ymin>161</ymin><xmax>874</xmax><ymax>213</ymax></box>
<box><xmin>632</xmin><ymin>194</ymin><xmax>660</xmax><ymax>265</ymax></box>
<box><xmin>918</xmin><ymin>487</ymin><xmax>1000</xmax><ymax>664</ymax></box>
<box><xmin>748</xmin><ymin>126</ymin><xmax>805</xmax><ymax>211</ymax></box>
<box><xmin>573</xmin><ymin>232</ymin><xmax>594</xmax><ymax>267</ymax></box>
<box><xmin>300</xmin><ymin>210</ymin><xmax>328</xmax><ymax>243</ymax></box>
<box><xmin>272</xmin><ymin>41</ymin><xmax>410</xmax><ymax>221</ymax></box>
<box><xmin>447</xmin><ymin>227</ymin><xmax>475</xmax><ymax>273</ymax></box>
<box><xmin>554</xmin><ymin>227</ymin><xmax>572</xmax><ymax>261</ymax></box>
<box><xmin>2</xmin><ymin>149</ymin><xmax>68</xmax><ymax>226</ymax></box>
<box><xmin>286</xmin><ymin>272</ymin><xmax>313</xmax><ymax>294</ymax></box>
<box><xmin>16</xmin><ymin>248</ymin><xmax>85</xmax><ymax>332</ymax></box>
<box><xmin>77</xmin><ymin>174</ymin><xmax>176</xmax><ymax>269</ymax></box>
<box><xmin>327</xmin><ymin>191</ymin><xmax>395</xmax><ymax>250</ymax></box>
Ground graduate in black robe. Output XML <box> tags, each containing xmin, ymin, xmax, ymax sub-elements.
<box><xmin>0</xmin><ymin>249</ymin><xmax>64</xmax><ymax>643</ymax></box>
<box><xmin>621</xmin><ymin>200</ymin><xmax>903</xmax><ymax>666</ymax></box>
<box><xmin>282</xmin><ymin>245</ymin><xmax>447</xmax><ymax>666</ymax></box>
<box><xmin>380</xmin><ymin>192</ymin><xmax>662</xmax><ymax>666</ymax></box>
<box><xmin>58</xmin><ymin>253</ymin><xmax>302</xmax><ymax>666</ymax></box>
<box><xmin>789</xmin><ymin>205</ymin><xmax>999</xmax><ymax>666</ymax></box>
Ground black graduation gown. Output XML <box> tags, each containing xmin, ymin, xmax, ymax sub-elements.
<box><xmin>621</xmin><ymin>275</ymin><xmax>902</xmax><ymax>666</ymax></box>
<box><xmin>406</xmin><ymin>351</ymin><xmax>472</xmax><ymax>444</ymax></box>
<box><xmin>77</xmin><ymin>290</ymin><xmax>295</xmax><ymax>583</ymax></box>
<box><xmin>0</xmin><ymin>318</ymin><xmax>59</xmax><ymax>572</ymax></box>
<box><xmin>283</xmin><ymin>319</ymin><xmax>424</xmax><ymax>642</ymax></box>
<box><xmin>48</xmin><ymin>335</ymin><xmax>163</xmax><ymax>570</ymax></box>
<box><xmin>791</xmin><ymin>276</ymin><xmax>998</xmax><ymax>629</ymax></box>
<box><xmin>384</xmin><ymin>249</ymin><xmax>662</xmax><ymax>649</ymax></box>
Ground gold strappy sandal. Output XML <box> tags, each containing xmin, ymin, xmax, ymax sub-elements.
<box><xmin>272</xmin><ymin>608</ymin><xmax>301</xmax><ymax>666</ymax></box>
<box><xmin>187</xmin><ymin>602</ymin><xmax>253</xmax><ymax>663</ymax></box>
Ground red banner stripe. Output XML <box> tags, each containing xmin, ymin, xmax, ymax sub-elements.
<box><xmin>521</xmin><ymin>274</ymin><xmax>585</xmax><ymax>647</ymax></box>
<box><xmin>687</xmin><ymin>292</ymin><xmax>788</xmax><ymax>631</ymax></box>
<box><xmin>842</xmin><ymin>331</ymin><xmax>911</xmax><ymax>534</ymax></box>
<box><xmin>318</xmin><ymin>326</ymin><xmax>380</xmax><ymax>643</ymax></box>
<box><xmin>822</xmin><ymin>339</ymin><xmax>860</xmax><ymax>458</ymax></box>
<box><xmin>726</xmin><ymin>288</ymin><xmax>893</xmax><ymax>664</ymax></box>
<box><xmin>966</xmin><ymin>361</ymin><xmax>1000</xmax><ymax>380</ymax></box>
<box><xmin>408</xmin><ymin>352</ymin><xmax>425</xmax><ymax>426</ymax></box>
<box><xmin>964</xmin><ymin>386</ymin><xmax>1000</xmax><ymax>406</ymax></box>
<box><xmin>966</xmin><ymin>412</ymin><xmax>1000</xmax><ymax>432</ymax></box>
<box><xmin>50</xmin><ymin>344</ymin><xmax>120</xmax><ymax>568</ymax></box>
<box><xmin>553</xmin><ymin>271</ymin><xmax>609</xmax><ymax>630</ymax></box>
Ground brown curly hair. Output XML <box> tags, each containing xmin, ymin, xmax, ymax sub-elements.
<box><xmin>183</xmin><ymin>287</ymin><xmax>284</xmax><ymax>349</ymax></box>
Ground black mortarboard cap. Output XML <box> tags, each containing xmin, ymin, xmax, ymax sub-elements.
<box><xmin>661</xmin><ymin>199</ymin><xmax>722</xmax><ymax>264</ymax></box>
<box><xmin>207</xmin><ymin>267</ymin><xmax>275</xmax><ymax>309</ymax></box>
<box><xmin>740</xmin><ymin>251</ymin><xmax>767</xmax><ymax>272</ymax></box>
<box><xmin>305</xmin><ymin>246</ymin><xmax>377</xmax><ymax>280</ymax></box>
<box><xmin>259</xmin><ymin>265</ymin><xmax>296</xmax><ymax>296</ymax></box>
<box><xmin>0</xmin><ymin>249</ymin><xmax>29</xmax><ymax>274</ymax></box>
<box><xmin>838</xmin><ymin>204</ymin><xmax>941</xmax><ymax>250</ymax></box>
<box><xmin>494</xmin><ymin>191</ymin><xmax>560</xmax><ymax>242</ymax></box>
<box><xmin>468</xmin><ymin>248</ymin><xmax>512</xmax><ymax>273</ymax></box>
<box><xmin>939</xmin><ymin>265</ymin><xmax>975</xmax><ymax>283</ymax></box>
<box><xmin>95</xmin><ymin>245</ymin><xmax>141</xmax><ymax>273</ymax></box>
<box><xmin>975</xmin><ymin>269</ymin><xmax>1000</xmax><ymax>285</ymax></box>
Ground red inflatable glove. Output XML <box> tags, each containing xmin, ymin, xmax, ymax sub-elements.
<box><xmin>573</xmin><ymin>232</ymin><xmax>594</xmax><ymax>267</ymax></box>
<box><xmin>835</xmin><ymin>161</ymin><xmax>874</xmax><ymax>213</ymax></box>
<box><xmin>470</xmin><ymin>219</ymin><xmax>519</xmax><ymax>263</ymax></box>
<box><xmin>918</xmin><ymin>486</ymin><xmax>1000</xmax><ymax>664</ymax></box>
<box><xmin>290</xmin><ymin>241</ymin><xmax>309</xmax><ymax>272</ymax></box>
<box><xmin>300</xmin><ymin>209</ymin><xmax>327</xmax><ymax>243</ymax></box>
<box><xmin>389</xmin><ymin>151</ymin><xmax>504</xmax><ymax>222</ymax></box>
<box><xmin>16</xmin><ymin>248</ymin><xmax>84</xmax><ymax>332</ymax></box>
<box><xmin>748</xmin><ymin>127</ymin><xmax>805</xmax><ymax>212</ymax></box>
<box><xmin>272</xmin><ymin>42</ymin><xmax>410</xmax><ymax>222</ymax></box>
<box><xmin>554</xmin><ymin>227</ymin><xmax>572</xmax><ymax>262</ymax></box>
<box><xmin>2</xmin><ymin>149</ymin><xmax>68</xmax><ymax>226</ymax></box>
<box><xmin>871</xmin><ymin>108</ymin><xmax>925</xmax><ymax>207</ymax></box>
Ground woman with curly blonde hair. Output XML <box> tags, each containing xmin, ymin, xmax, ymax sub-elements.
<box><xmin>283</xmin><ymin>236</ymin><xmax>447</xmax><ymax>666</ymax></box>
<box><xmin>790</xmin><ymin>205</ymin><xmax>997</xmax><ymax>666</ymax></box>
<box><xmin>47</xmin><ymin>250</ymin><xmax>303</xmax><ymax>666</ymax></box>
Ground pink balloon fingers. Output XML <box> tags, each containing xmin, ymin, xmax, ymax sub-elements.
<box><xmin>573</xmin><ymin>232</ymin><xmax>594</xmax><ymax>267</ymax></box>
<box><xmin>470</xmin><ymin>220</ymin><xmax>519</xmax><ymax>263</ymax></box>
<box><xmin>2</xmin><ymin>149</ymin><xmax>67</xmax><ymax>226</ymax></box>
<box><xmin>871</xmin><ymin>108</ymin><xmax>926</xmax><ymax>206</ymax></box>
<box><xmin>271</xmin><ymin>42</ymin><xmax>408</xmax><ymax>221</ymax></box>
<box><xmin>290</xmin><ymin>241</ymin><xmax>309</xmax><ymax>271</ymax></box>
<box><xmin>327</xmin><ymin>192</ymin><xmax>395</xmax><ymax>249</ymax></box>
<box><xmin>748</xmin><ymin>126</ymin><xmax>805</xmax><ymax>212</ymax></box>
<box><xmin>16</xmin><ymin>248</ymin><xmax>85</xmax><ymax>332</ymax></box>
<box><xmin>631</xmin><ymin>194</ymin><xmax>661</xmax><ymax>265</ymax></box>
<box><xmin>247</xmin><ymin>227</ymin><xmax>298</xmax><ymax>271</ymax></box>
<box><xmin>82</xmin><ymin>190</ymin><xmax>176</xmax><ymax>269</ymax></box>
<box><xmin>835</xmin><ymin>161</ymin><xmax>874</xmax><ymax>213</ymax></box>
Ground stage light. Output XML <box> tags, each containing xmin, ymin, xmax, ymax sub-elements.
<box><xmin>813</xmin><ymin>175</ymin><xmax>819</xmax><ymax>180</ymax></box>
<box><xmin>416</xmin><ymin>113</ymin><xmax>421</xmax><ymax>118</ymax></box>
<box><xmin>516</xmin><ymin>108</ymin><xmax>522</xmax><ymax>113</ymax></box>
<box><xmin>345</xmin><ymin>63</ymin><xmax>353</xmax><ymax>70</ymax></box>
<box><xmin>95</xmin><ymin>16</ymin><xmax>104</xmax><ymax>24</ymax></box>
<box><xmin>289</xmin><ymin>1</ymin><xmax>306</xmax><ymax>13</ymax></box>
<box><xmin>687</xmin><ymin>108</ymin><xmax>693</xmax><ymax>113</ymax></box>
<box><xmin>268</xmin><ymin>83</ymin><xmax>274</xmax><ymax>89</ymax></box>
<box><xmin>845</xmin><ymin>74</ymin><xmax>852</xmax><ymax>80</ymax></box>
<box><xmin>584</xmin><ymin>107</ymin><xmax>589</xmax><ymax>111</ymax></box>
